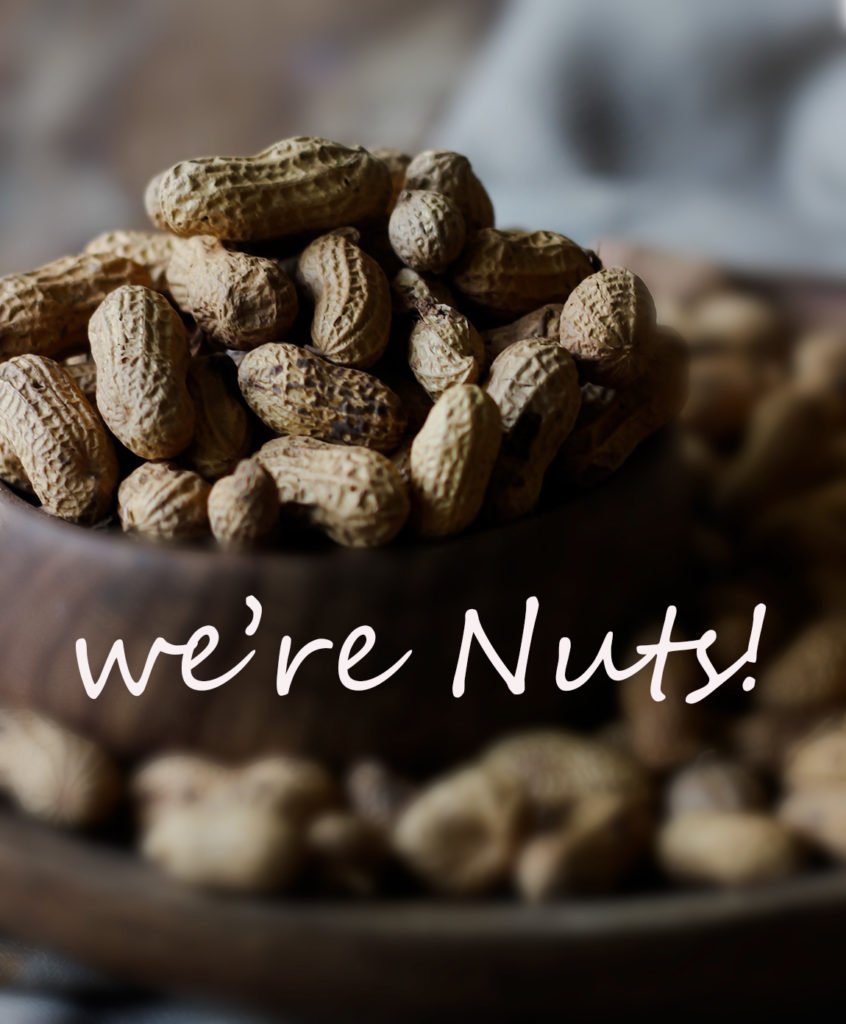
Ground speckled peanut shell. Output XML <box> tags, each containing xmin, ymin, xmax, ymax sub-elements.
<box><xmin>484</xmin><ymin>338</ymin><xmax>581</xmax><ymax>521</ymax></box>
<box><xmin>0</xmin><ymin>253</ymin><xmax>152</xmax><ymax>360</ymax></box>
<box><xmin>0</xmin><ymin>355</ymin><xmax>118</xmax><ymax>523</ymax></box>
<box><xmin>85</xmin><ymin>229</ymin><xmax>174</xmax><ymax>293</ymax></box>
<box><xmin>185</xmin><ymin>354</ymin><xmax>252</xmax><ymax>481</ymax></box>
<box><xmin>151</xmin><ymin>136</ymin><xmax>391</xmax><ymax>240</ymax></box>
<box><xmin>297</xmin><ymin>233</ymin><xmax>391</xmax><ymax>369</ymax></box>
<box><xmin>256</xmin><ymin>435</ymin><xmax>409</xmax><ymax>548</ymax></box>
<box><xmin>482</xmin><ymin>303</ymin><xmax>564</xmax><ymax>363</ymax></box>
<box><xmin>388</xmin><ymin>190</ymin><xmax>466</xmax><ymax>274</ymax></box>
<box><xmin>208</xmin><ymin>459</ymin><xmax>279</xmax><ymax>550</ymax></box>
<box><xmin>451</xmin><ymin>229</ymin><xmax>597</xmax><ymax>319</ymax></box>
<box><xmin>238</xmin><ymin>343</ymin><xmax>405</xmax><ymax>452</ymax></box>
<box><xmin>391</xmin><ymin>268</ymin><xmax>457</xmax><ymax>316</ymax></box>
<box><xmin>89</xmin><ymin>285</ymin><xmax>195</xmax><ymax>460</ymax></box>
<box><xmin>409</xmin><ymin>384</ymin><xmax>501</xmax><ymax>538</ymax></box>
<box><xmin>166</xmin><ymin>236</ymin><xmax>298</xmax><ymax>350</ymax></box>
<box><xmin>408</xmin><ymin>302</ymin><xmax>484</xmax><ymax>401</ymax></box>
<box><xmin>559</xmin><ymin>267</ymin><xmax>656</xmax><ymax>387</ymax></box>
<box><xmin>118</xmin><ymin>462</ymin><xmax>210</xmax><ymax>541</ymax></box>
<box><xmin>404</xmin><ymin>150</ymin><xmax>494</xmax><ymax>232</ymax></box>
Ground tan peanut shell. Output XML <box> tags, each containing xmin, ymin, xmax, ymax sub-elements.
<box><xmin>484</xmin><ymin>338</ymin><xmax>581</xmax><ymax>520</ymax></box>
<box><xmin>144</xmin><ymin>171</ymin><xmax>168</xmax><ymax>230</ymax></box>
<box><xmin>482</xmin><ymin>303</ymin><xmax>564</xmax><ymax>363</ymax></box>
<box><xmin>89</xmin><ymin>285</ymin><xmax>195</xmax><ymax>459</ymax></box>
<box><xmin>408</xmin><ymin>302</ymin><xmax>485</xmax><ymax>401</ymax></box>
<box><xmin>404</xmin><ymin>150</ymin><xmax>494</xmax><ymax>232</ymax></box>
<box><xmin>388</xmin><ymin>190</ymin><xmax>466</xmax><ymax>273</ymax></box>
<box><xmin>166</xmin><ymin>236</ymin><xmax>298</xmax><ymax>350</ymax></box>
<box><xmin>151</xmin><ymin>136</ymin><xmax>391</xmax><ymax>240</ymax></box>
<box><xmin>118</xmin><ymin>462</ymin><xmax>210</xmax><ymax>541</ymax></box>
<box><xmin>0</xmin><ymin>252</ymin><xmax>151</xmax><ymax>360</ymax></box>
<box><xmin>208</xmin><ymin>460</ymin><xmax>279</xmax><ymax>549</ymax></box>
<box><xmin>409</xmin><ymin>384</ymin><xmax>501</xmax><ymax>537</ymax></box>
<box><xmin>63</xmin><ymin>356</ymin><xmax>98</xmax><ymax>402</ymax></box>
<box><xmin>238</xmin><ymin>343</ymin><xmax>405</xmax><ymax>452</ymax></box>
<box><xmin>370</xmin><ymin>147</ymin><xmax>411</xmax><ymax>209</ymax></box>
<box><xmin>0</xmin><ymin>355</ymin><xmax>118</xmax><ymax>523</ymax></box>
<box><xmin>85</xmin><ymin>229</ymin><xmax>174</xmax><ymax>292</ymax></box>
<box><xmin>451</xmin><ymin>229</ymin><xmax>597</xmax><ymax>318</ymax></box>
<box><xmin>185</xmin><ymin>354</ymin><xmax>252</xmax><ymax>480</ymax></box>
<box><xmin>559</xmin><ymin>267</ymin><xmax>656</xmax><ymax>387</ymax></box>
<box><xmin>756</xmin><ymin>614</ymin><xmax>846</xmax><ymax>711</ymax></box>
<box><xmin>297</xmin><ymin>232</ymin><xmax>391</xmax><ymax>369</ymax></box>
<box><xmin>256</xmin><ymin>435</ymin><xmax>409</xmax><ymax>547</ymax></box>
<box><xmin>232</xmin><ymin>755</ymin><xmax>338</xmax><ymax>823</ymax></box>
<box><xmin>131</xmin><ymin>753</ymin><xmax>232</xmax><ymax>827</ymax></box>
<box><xmin>391</xmin><ymin>267</ymin><xmax>456</xmax><ymax>316</ymax></box>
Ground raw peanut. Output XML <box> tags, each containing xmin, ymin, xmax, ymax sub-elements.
<box><xmin>231</xmin><ymin>755</ymin><xmax>337</xmax><ymax>824</ymax></box>
<box><xmin>0</xmin><ymin>252</ymin><xmax>151</xmax><ymax>359</ymax></box>
<box><xmin>391</xmin><ymin>267</ymin><xmax>456</xmax><ymax>315</ymax></box>
<box><xmin>85</xmin><ymin>229</ymin><xmax>173</xmax><ymax>292</ymax></box>
<box><xmin>151</xmin><ymin>136</ymin><xmax>391</xmax><ymax>240</ymax></box>
<box><xmin>515</xmin><ymin>793</ymin><xmax>654</xmax><ymax>900</ymax></box>
<box><xmin>118</xmin><ymin>462</ymin><xmax>210</xmax><ymax>541</ymax></box>
<box><xmin>783</xmin><ymin>720</ymin><xmax>846</xmax><ymax>790</ymax></box>
<box><xmin>408</xmin><ymin>302</ymin><xmax>484</xmax><ymax>400</ymax></box>
<box><xmin>409</xmin><ymin>384</ymin><xmax>501</xmax><ymax>537</ymax></box>
<box><xmin>307</xmin><ymin>811</ymin><xmax>389</xmax><ymax>895</ymax></box>
<box><xmin>779</xmin><ymin>789</ymin><xmax>846</xmax><ymax>861</ymax></box>
<box><xmin>665</xmin><ymin>757</ymin><xmax>766</xmax><ymax>817</ymax></box>
<box><xmin>345</xmin><ymin>759</ymin><xmax>417</xmax><ymax>831</ymax></box>
<box><xmin>450</xmin><ymin>228</ymin><xmax>597</xmax><ymax>319</ymax></box>
<box><xmin>131</xmin><ymin>753</ymin><xmax>231</xmax><ymax>827</ymax></box>
<box><xmin>404</xmin><ymin>149</ymin><xmax>494</xmax><ymax>232</ymax></box>
<box><xmin>0</xmin><ymin>709</ymin><xmax>121</xmax><ymax>827</ymax></box>
<box><xmin>484</xmin><ymin>338</ymin><xmax>581</xmax><ymax>520</ymax></box>
<box><xmin>238</xmin><ymin>343</ymin><xmax>405</xmax><ymax>452</ymax></box>
<box><xmin>482</xmin><ymin>730</ymin><xmax>649</xmax><ymax>829</ymax></box>
<box><xmin>142</xmin><ymin>800</ymin><xmax>303</xmax><ymax>893</ymax></box>
<box><xmin>559</xmin><ymin>267</ymin><xmax>656</xmax><ymax>387</ymax></box>
<box><xmin>63</xmin><ymin>355</ymin><xmax>97</xmax><ymax>402</ymax></box>
<box><xmin>393</xmin><ymin>765</ymin><xmax>522</xmax><ymax>895</ymax></box>
<box><xmin>482</xmin><ymin>303</ymin><xmax>564</xmax><ymax>363</ymax></box>
<box><xmin>388</xmin><ymin>190</ymin><xmax>466</xmax><ymax>273</ymax></box>
<box><xmin>297</xmin><ymin>232</ymin><xmax>391</xmax><ymax>369</ymax></box>
<box><xmin>256</xmin><ymin>435</ymin><xmax>409</xmax><ymax>547</ymax></box>
<box><xmin>185</xmin><ymin>354</ymin><xmax>252</xmax><ymax>480</ymax></box>
<box><xmin>166</xmin><ymin>236</ymin><xmax>298</xmax><ymax>350</ymax></box>
<box><xmin>0</xmin><ymin>433</ymin><xmax>30</xmax><ymax>492</ymax></box>
<box><xmin>208</xmin><ymin>460</ymin><xmax>278</xmax><ymax>550</ymax></box>
<box><xmin>657</xmin><ymin>811</ymin><xmax>802</xmax><ymax>886</ymax></box>
<box><xmin>370</xmin><ymin>147</ymin><xmax>411</xmax><ymax>209</ymax></box>
<box><xmin>89</xmin><ymin>285</ymin><xmax>195</xmax><ymax>459</ymax></box>
<box><xmin>756</xmin><ymin>615</ymin><xmax>846</xmax><ymax>711</ymax></box>
<box><xmin>0</xmin><ymin>355</ymin><xmax>118</xmax><ymax>523</ymax></box>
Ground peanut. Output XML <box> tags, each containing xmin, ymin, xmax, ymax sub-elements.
<box><xmin>404</xmin><ymin>149</ymin><xmax>494</xmax><ymax>232</ymax></box>
<box><xmin>345</xmin><ymin>759</ymin><xmax>416</xmax><ymax>831</ymax></box>
<box><xmin>238</xmin><ymin>343</ymin><xmax>405</xmax><ymax>452</ymax></box>
<box><xmin>185</xmin><ymin>353</ymin><xmax>252</xmax><ymax>481</ymax></box>
<box><xmin>232</xmin><ymin>754</ymin><xmax>337</xmax><ymax>823</ymax></box>
<box><xmin>482</xmin><ymin>302</ymin><xmax>564</xmax><ymax>363</ymax></box>
<box><xmin>779</xmin><ymin>788</ymin><xmax>846</xmax><ymax>862</ymax></box>
<box><xmin>370</xmin><ymin>147</ymin><xmax>411</xmax><ymax>210</ymax></box>
<box><xmin>0</xmin><ymin>434</ymin><xmax>30</xmax><ymax>493</ymax></box>
<box><xmin>118</xmin><ymin>462</ymin><xmax>210</xmax><ymax>541</ymax></box>
<box><xmin>63</xmin><ymin>355</ymin><xmax>98</xmax><ymax>402</ymax></box>
<box><xmin>256</xmin><ymin>435</ymin><xmax>409</xmax><ymax>547</ymax></box>
<box><xmin>388</xmin><ymin>190</ymin><xmax>466</xmax><ymax>273</ymax></box>
<box><xmin>407</xmin><ymin>302</ymin><xmax>484</xmax><ymax>400</ymax></box>
<box><xmin>166</xmin><ymin>235</ymin><xmax>298</xmax><ymax>350</ymax></box>
<box><xmin>0</xmin><ymin>355</ymin><xmax>118</xmax><ymax>523</ymax></box>
<box><xmin>85</xmin><ymin>229</ymin><xmax>173</xmax><ymax>293</ymax></box>
<box><xmin>665</xmin><ymin>757</ymin><xmax>766</xmax><ymax>817</ymax></box>
<box><xmin>150</xmin><ymin>136</ymin><xmax>391</xmax><ymax>240</ymax></box>
<box><xmin>391</xmin><ymin>267</ymin><xmax>456</xmax><ymax>316</ymax></box>
<box><xmin>409</xmin><ymin>384</ymin><xmax>501</xmax><ymax>537</ymax></box>
<box><xmin>208</xmin><ymin>459</ymin><xmax>278</xmax><ymax>550</ymax></box>
<box><xmin>89</xmin><ymin>285</ymin><xmax>195</xmax><ymax>459</ymax></box>
<box><xmin>131</xmin><ymin>753</ymin><xmax>231</xmax><ymax>827</ymax></box>
<box><xmin>782</xmin><ymin>719</ymin><xmax>846</xmax><ymax>790</ymax></box>
<box><xmin>297</xmin><ymin>232</ymin><xmax>391</xmax><ymax>369</ymax></box>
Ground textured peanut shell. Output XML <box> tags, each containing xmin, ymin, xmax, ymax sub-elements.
<box><xmin>0</xmin><ymin>253</ymin><xmax>151</xmax><ymax>359</ymax></box>
<box><xmin>482</xmin><ymin>303</ymin><xmax>564</xmax><ymax>363</ymax></box>
<box><xmin>559</xmin><ymin>267</ymin><xmax>655</xmax><ymax>387</ymax></box>
<box><xmin>388</xmin><ymin>190</ymin><xmax>466</xmax><ymax>273</ymax></box>
<box><xmin>409</xmin><ymin>384</ymin><xmax>501</xmax><ymax>538</ymax></box>
<box><xmin>484</xmin><ymin>339</ymin><xmax>581</xmax><ymax>520</ymax></box>
<box><xmin>208</xmin><ymin>460</ymin><xmax>279</xmax><ymax>550</ymax></box>
<box><xmin>408</xmin><ymin>302</ymin><xmax>484</xmax><ymax>400</ymax></box>
<box><xmin>391</xmin><ymin>268</ymin><xmax>456</xmax><ymax>316</ymax></box>
<box><xmin>118</xmin><ymin>462</ymin><xmax>210</xmax><ymax>541</ymax></box>
<box><xmin>166</xmin><ymin>236</ymin><xmax>298</xmax><ymax>350</ymax></box>
<box><xmin>404</xmin><ymin>150</ymin><xmax>494</xmax><ymax>232</ymax></box>
<box><xmin>63</xmin><ymin>356</ymin><xmax>98</xmax><ymax>402</ymax></box>
<box><xmin>152</xmin><ymin>136</ymin><xmax>391</xmax><ymax>240</ymax></box>
<box><xmin>297</xmin><ymin>233</ymin><xmax>391</xmax><ymax>369</ymax></box>
<box><xmin>756</xmin><ymin>615</ymin><xmax>846</xmax><ymax>711</ymax></box>
<box><xmin>256</xmin><ymin>435</ymin><xmax>409</xmax><ymax>548</ymax></box>
<box><xmin>0</xmin><ymin>355</ymin><xmax>118</xmax><ymax>523</ymax></box>
<box><xmin>89</xmin><ymin>285</ymin><xmax>195</xmax><ymax>459</ymax></box>
<box><xmin>238</xmin><ymin>343</ymin><xmax>405</xmax><ymax>452</ymax></box>
<box><xmin>451</xmin><ymin>229</ymin><xmax>597</xmax><ymax>318</ymax></box>
<box><xmin>85</xmin><ymin>229</ymin><xmax>174</xmax><ymax>292</ymax></box>
<box><xmin>185</xmin><ymin>354</ymin><xmax>252</xmax><ymax>480</ymax></box>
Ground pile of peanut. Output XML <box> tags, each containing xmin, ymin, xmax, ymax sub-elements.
<box><xmin>0</xmin><ymin>137</ymin><xmax>685</xmax><ymax>548</ymax></box>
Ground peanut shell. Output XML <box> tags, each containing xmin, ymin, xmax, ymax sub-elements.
<box><xmin>118</xmin><ymin>462</ymin><xmax>210</xmax><ymax>541</ymax></box>
<box><xmin>408</xmin><ymin>302</ymin><xmax>484</xmax><ymax>400</ymax></box>
<box><xmin>404</xmin><ymin>150</ymin><xmax>494</xmax><ymax>232</ymax></box>
<box><xmin>388</xmin><ymin>190</ymin><xmax>466</xmax><ymax>273</ymax></box>
<box><xmin>185</xmin><ymin>353</ymin><xmax>252</xmax><ymax>480</ymax></box>
<box><xmin>208</xmin><ymin>460</ymin><xmax>278</xmax><ymax>550</ymax></box>
<box><xmin>85</xmin><ymin>229</ymin><xmax>173</xmax><ymax>292</ymax></box>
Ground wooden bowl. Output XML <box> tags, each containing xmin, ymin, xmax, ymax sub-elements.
<box><xmin>0</xmin><ymin>432</ymin><xmax>689</xmax><ymax>770</ymax></box>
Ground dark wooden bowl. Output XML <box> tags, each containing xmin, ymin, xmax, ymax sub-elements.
<box><xmin>0</xmin><ymin>432</ymin><xmax>688</xmax><ymax>770</ymax></box>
